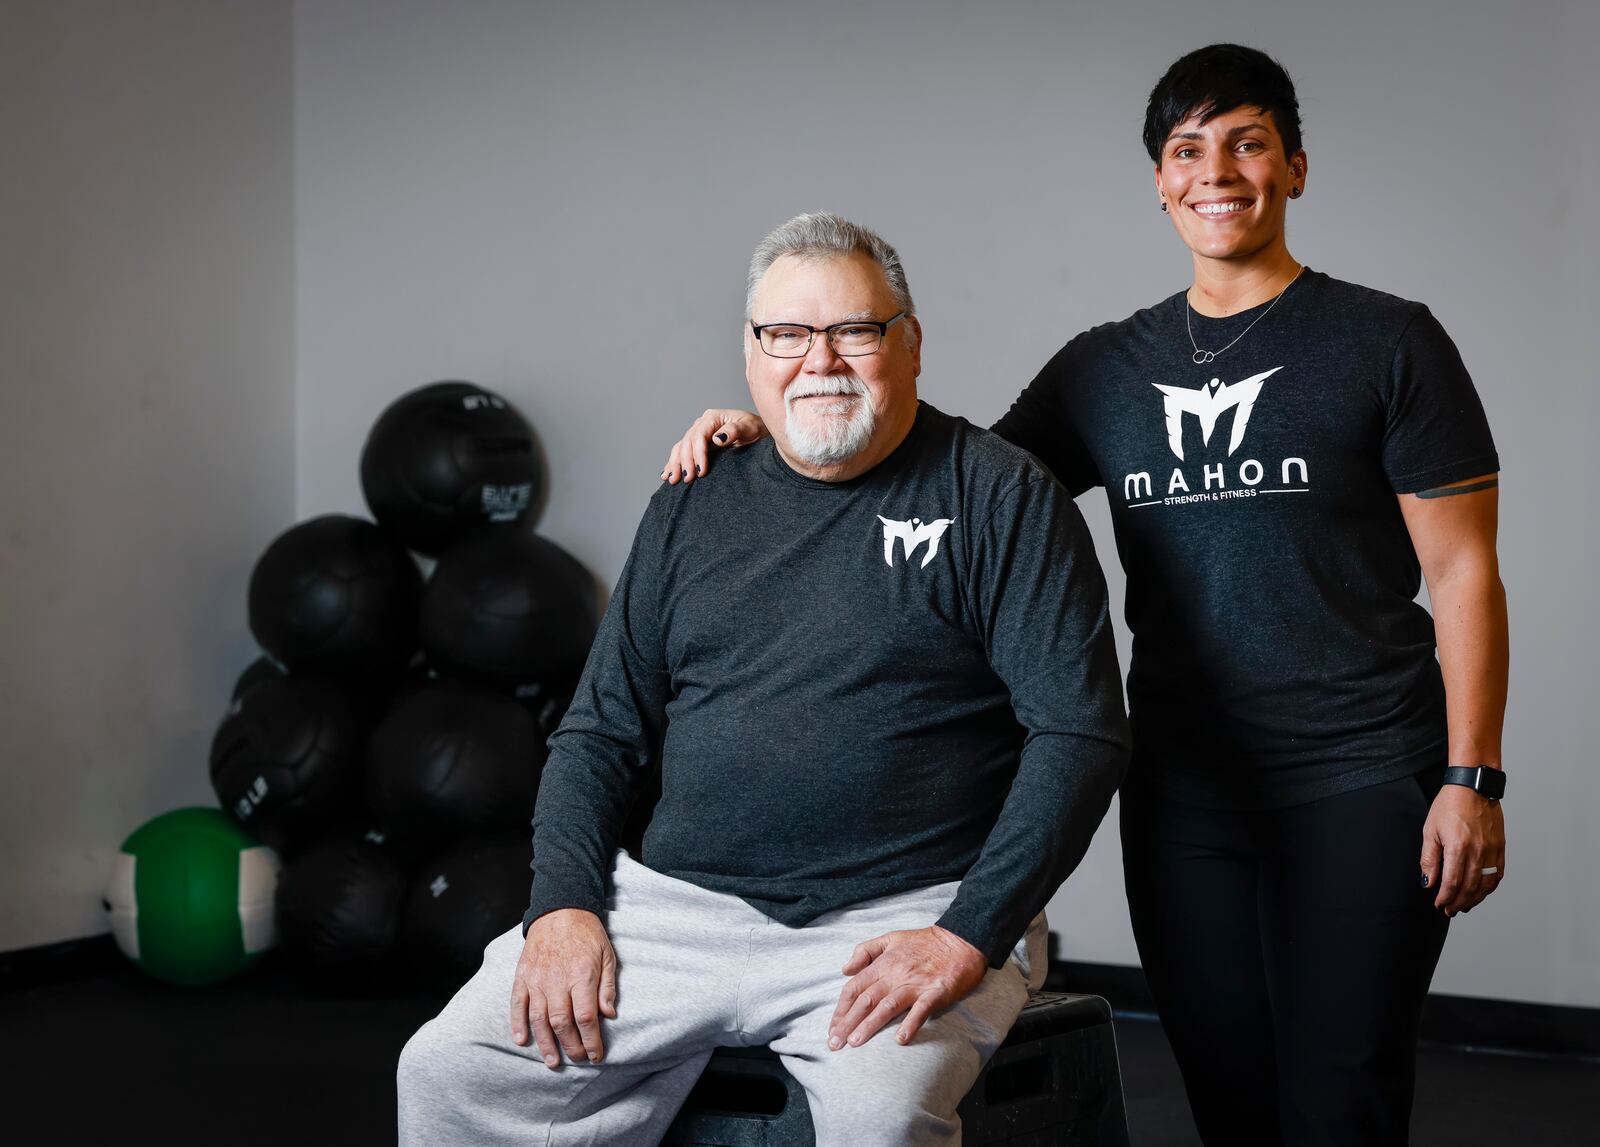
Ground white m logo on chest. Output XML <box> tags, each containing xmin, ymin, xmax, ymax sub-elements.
<box><xmin>1152</xmin><ymin>366</ymin><xmax>1282</xmax><ymax>460</ymax></box>
<box><xmin>877</xmin><ymin>516</ymin><xmax>954</xmax><ymax>568</ymax></box>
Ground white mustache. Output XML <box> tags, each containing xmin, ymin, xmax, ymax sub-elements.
<box><xmin>785</xmin><ymin>375</ymin><xmax>868</xmax><ymax>404</ymax></box>
<box><xmin>781</xmin><ymin>373</ymin><xmax>876</xmax><ymax>466</ymax></box>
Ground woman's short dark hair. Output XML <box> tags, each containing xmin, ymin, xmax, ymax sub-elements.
<box><xmin>1142</xmin><ymin>44</ymin><xmax>1302</xmax><ymax>164</ymax></box>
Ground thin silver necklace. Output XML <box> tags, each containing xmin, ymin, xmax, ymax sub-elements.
<box><xmin>1185</xmin><ymin>266</ymin><xmax>1305</xmax><ymax>365</ymax></box>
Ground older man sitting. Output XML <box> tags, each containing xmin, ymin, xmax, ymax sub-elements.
<box><xmin>396</xmin><ymin>213</ymin><xmax>1129</xmax><ymax>1146</ymax></box>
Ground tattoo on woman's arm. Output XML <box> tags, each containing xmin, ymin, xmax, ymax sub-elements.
<box><xmin>1417</xmin><ymin>479</ymin><xmax>1498</xmax><ymax>500</ymax></box>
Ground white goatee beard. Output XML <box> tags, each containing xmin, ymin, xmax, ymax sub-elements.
<box><xmin>782</xmin><ymin>375</ymin><xmax>876</xmax><ymax>466</ymax></box>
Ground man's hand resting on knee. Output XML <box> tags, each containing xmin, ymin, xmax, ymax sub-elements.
<box><xmin>510</xmin><ymin>909</ymin><xmax>618</xmax><ymax>1069</ymax></box>
<box><xmin>828</xmin><ymin>926</ymin><xmax>987</xmax><ymax>1051</ymax></box>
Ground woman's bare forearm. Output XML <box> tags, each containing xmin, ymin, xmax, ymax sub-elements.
<box><xmin>1430</xmin><ymin>565</ymin><xmax>1509</xmax><ymax>768</ymax></box>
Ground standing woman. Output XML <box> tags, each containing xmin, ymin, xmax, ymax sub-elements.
<box><xmin>660</xmin><ymin>45</ymin><xmax>1508</xmax><ymax>1146</ymax></box>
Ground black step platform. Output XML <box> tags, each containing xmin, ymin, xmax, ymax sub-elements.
<box><xmin>663</xmin><ymin>991</ymin><xmax>1129</xmax><ymax>1146</ymax></box>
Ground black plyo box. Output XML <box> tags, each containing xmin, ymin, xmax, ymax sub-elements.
<box><xmin>662</xmin><ymin>991</ymin><xmax>1130</xmax><ymax>1147</ymax></box>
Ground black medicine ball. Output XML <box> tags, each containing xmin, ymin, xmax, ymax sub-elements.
<box><xmin>404</xmin><ymin>834</ymin><xmax>533</xmax><ymax>989</ymax></box>
<box><xmin>209</xmin><ymin>676</ymin><xmax>367</xmax><ymax>854</ymax></box>
<box><xmin>420</xmin><ymin>530</ymin><xmax>599</xmax><ymax>694</ymax></box>
<box><xmin>381</xmin><ymin>660</ymin><xmax>436</xmax><ymax>716</ymax></box>
<box><xmin>231</xmin><ymin>656</ymin><xmax>286</xmax><ymax>702</ymax></box>
<box><xmin>360</xmin><ymin>381</ymin><xmax>543</xmax><ymax>556</ymax></box>
<box><xmin>366</xmin><ymin>681</ymin><xmax>546</xmax><ymax>849</ymax></box>
<box><xmin>516</xmin><ymin>675</ymin><xmax>581</xmax><ymax>739</ymax></box>
<box><xmin>248</xmin><ymin>515</ymin><xmax>422</xmax><ymax>678</ymax></box>
<box><xmin>275</xmin><ymin>827</ymin><xmax>410</xmax><ymax>992</ymax></box>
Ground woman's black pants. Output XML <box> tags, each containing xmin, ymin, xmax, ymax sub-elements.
<box><xmin>1121</xmin><ymin>771</ymin><xmax>1451</xmax><ymax>1146</ymax></box>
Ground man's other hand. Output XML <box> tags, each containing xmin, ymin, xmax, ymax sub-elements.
<box><xmin>828</xmin><ymin>925</ymin><xmax>987</xmax><ymax>1050</ymax></box>
<box><xmin>509</xmin><ymin>908</ymin><xmax>618</xmax><ymax>1069</ymax></box>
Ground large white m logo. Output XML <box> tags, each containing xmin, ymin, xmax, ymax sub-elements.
<box><xmin>1152</xmin><ymin>367</ymin><xmax>1282</xmax><ymax>461</ymax></box>
<box><xmin>877</xmin><ymin>516</ymin><xmax>955</xmax><ymax>569</ymax></box>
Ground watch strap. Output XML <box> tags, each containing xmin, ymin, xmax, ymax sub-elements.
<box><xmin>1442</xmin><ymin>765</ymin><xmax>1506</xmax><ymax>800</ymax></box>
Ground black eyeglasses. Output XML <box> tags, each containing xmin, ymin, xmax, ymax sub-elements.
<box><xmin>750</xmin><ymin>312</ymin><xmax>907</xmax><ymax>358</ymax></box>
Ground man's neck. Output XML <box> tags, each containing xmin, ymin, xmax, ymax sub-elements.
<box><xmin>1187</xmin><ymin>245</ymin><xmax>1302</xmax><ymax>318</ymax></box>
<box><xmin>775</xmin><ymin>403</ymin><xmax>919</xmax><ymax>483</ymax></box>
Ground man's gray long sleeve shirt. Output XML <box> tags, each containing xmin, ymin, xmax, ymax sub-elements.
<box><xmin>526</xmin><ymin>402</ymin><xmax>1129</xmax><ymax>967</ymax></box>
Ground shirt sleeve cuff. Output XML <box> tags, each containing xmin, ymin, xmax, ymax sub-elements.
<box><xmin>934</xmin><ymin>908</ymin><xmax>1010</xmax><ymax>970</ymax></box>
<box><xmin>1388</xmin><ymin>452</ymin><xmax>1500</xmax><ymax>495</ymax></box>
<box><xmin>523</xmin><ymin>884</ymin><xmax>607</xmax><ymax>936</ymax></box>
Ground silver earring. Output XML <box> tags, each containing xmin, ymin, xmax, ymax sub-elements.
<box><xmin>1160</xmin><ymin>200</ymin><xmax>1169</xmax><ymax>213</ymax></box>
<box><xmin>1290</xmin><ymin>186</ymin><xmax>1302</xmax><ymax>199</ymax></box>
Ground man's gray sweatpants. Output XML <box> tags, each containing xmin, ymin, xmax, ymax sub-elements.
<box><xmin>398</xmin><ymin>851</ymin><xmax>1047</xmax><ymax>1146</ymax></box>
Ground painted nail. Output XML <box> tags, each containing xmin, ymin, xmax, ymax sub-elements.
<box><xmin>697</xmin><ymin>465</ymin><xmax>704</xmax><ymax>475</ymax></box>
<box><xmin>1420</xmin><ymin>873</ymin><xmax>1430</xmax><ymax>888</ymax></box>
<box><xmin>714</xmin><ymin>433</ymin><xmax>727</xmax><ymax>443</ymax></box>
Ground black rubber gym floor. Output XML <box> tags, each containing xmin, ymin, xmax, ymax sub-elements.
<box><xmin>2</xmin><ymin>961</ymin><xmax>1593</xmax><ymax>1145</ymax></box>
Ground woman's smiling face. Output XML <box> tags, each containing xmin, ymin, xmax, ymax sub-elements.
<box><xmin>1154</xmin><ymin>104</ymin><xmax>1306</xmax><ymax>266</ymax></box>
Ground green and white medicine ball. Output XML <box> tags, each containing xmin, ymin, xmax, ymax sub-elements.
<box><xmin>105</xmin><ymin>807</ymin><xmax>280</xmax><ymax>985</ymax></box>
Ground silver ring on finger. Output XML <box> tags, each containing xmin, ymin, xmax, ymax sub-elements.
<box><xmin>1480</xmin><ymin>866</ymin><xmax>1499</xmax><ymax>876</ymax></box>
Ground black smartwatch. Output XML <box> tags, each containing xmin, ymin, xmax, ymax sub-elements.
<box><xmin>1442</xmin><ymin>766</ymin><xmax>1506</xmax><ymax>800</ymax></box>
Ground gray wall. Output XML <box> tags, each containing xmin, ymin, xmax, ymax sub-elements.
<box><xmin>0</xmin><ymin>1</ymin><xmax>295</xmax><ymax>949</ymax></box>
<box><xmin>290</xmin><ymin>0</ymin><xmax>1595</xmax><ymax>1007</ymax></box>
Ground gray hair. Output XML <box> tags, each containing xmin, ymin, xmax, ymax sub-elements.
<box><xmin>745</xmin><ymin>212</ymin><xmax>916</xmax><ymax>320</ymax></box>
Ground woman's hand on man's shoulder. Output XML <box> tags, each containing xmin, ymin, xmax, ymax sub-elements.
<box><xmin>661</xmin><ymin>409</ymin><xmax>767</xmax><ymax>485</ymax></box>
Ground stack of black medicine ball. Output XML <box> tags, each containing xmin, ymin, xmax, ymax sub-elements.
<box><xmin>210</xmin><ymin>381</ymin><xmax>602</xmax><ymax>992</ymax></box>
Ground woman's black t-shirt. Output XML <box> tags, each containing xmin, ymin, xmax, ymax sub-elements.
<box><xmin>993</xmin><ymin>269</ymin><xmax>1499</xmax><ymax>809</ymax></box>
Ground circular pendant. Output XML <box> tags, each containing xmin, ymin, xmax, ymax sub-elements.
<box><xmin>1192</xmin><ymin>349</ymin><xmax>1216</xmax><ymax>365</ymax></box>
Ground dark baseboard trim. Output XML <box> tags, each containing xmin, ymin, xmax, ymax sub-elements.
<box><xmin>5</xmin><ymin>935</ymin><xmax>1595</xmax><ymax>1061</ymax></box>
<box><xmin>1416</xmin><ymin>992</ymin><xmax>1600</xmax><ymax>1061</ymax></box>
<box><xmin>0</xmin><ymin>934</ymin><xmax>120</xmax><ymax>993</ymax></box>
<box><xmin>1045</xmin><ymin>956</ymin><xmax>1600</xmax><ymax>1062</ymax></box>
